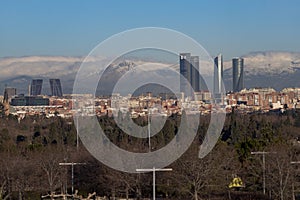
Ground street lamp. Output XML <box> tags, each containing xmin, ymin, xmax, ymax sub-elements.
<box><xmin>75</xmin><ymin>115</ymin><xmax>79</xmax><ymax>151</ymax></box>
<box><xmin>251</xmin><ymin>151</ymin><xmax>275</xmax><ymax>195</ymax></box>
<box><xmin>136</xmin><ymin>167</ymin><xmax>172</xmax><ymax>200</ymax></box>
<box><xmin>148</xmin><ymin>104</ymin><xmax>151</xmax><ymax>152</ymax></box>
<box><xmin>59</xmin><ymin>162</ymin><xmax>86</xmax><ymax>197</ymax></box>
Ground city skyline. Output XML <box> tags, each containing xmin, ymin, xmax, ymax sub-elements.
<box><xmin>1</xmin><ymin>50</ymin><xmax>300</xmax><ymax>95</ymax></box>
<box><xmin>179</xmin><ymin>52</ymin><xmax>245</xmax><ymax>98</ymax></box>
<box><xmin>1</xmin><ymin>1</ymin><xmax>300</xmax><ymax>59</ymax></box>
<box><xmin>1</xmin><ymin>2</ymin><xmax>300</xmax><ymax>200</ymax></box>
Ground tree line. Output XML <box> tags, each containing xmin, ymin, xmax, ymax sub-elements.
<box><xmin>0</xmin><ymin>109</ymin><xmax>300</xmax><ymax>199</ymax></box>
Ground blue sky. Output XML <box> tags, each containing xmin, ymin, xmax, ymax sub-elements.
<box><xmin>1</xmin><ymin>0</ymin><xmax>300</xmax><ymax>60</ymax></box>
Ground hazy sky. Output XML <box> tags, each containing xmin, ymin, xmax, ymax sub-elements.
<box><xmin>1</xmin><ymin>0</ymin><xmax>300</xmax><ymax>59</ymax></box>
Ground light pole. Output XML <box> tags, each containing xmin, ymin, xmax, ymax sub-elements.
<box><xmin>59</xmin><ymin>162</ymin><xmax>86</xmax><ymax>197</ymax></box>
<box><xmin>76</xmin><ymin>115</ymin><xmax>79</xmax><ymax>151</ymax></box>
<box><xmin>136</xmin><ymin>167</ymin><xmax>172</xmax><ymax>200</ymax></box>
<box><xmin>148</xmin><ymin>105</ymin><xmax>151</xmax><ymax>152</ymax></box>
<box><xmin>251</xmin><ymin>151</ymin><xmax>274</xmax><ymax>195</ymax></box>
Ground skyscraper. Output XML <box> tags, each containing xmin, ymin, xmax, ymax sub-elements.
<box><xmin>3</xmin><ymin>87</ymin><xmax>17</xmax><ymax>103</ymax></box>
<box><xmin>49</xmin><ymin>79</ymin><xmax>63</xmax><ymax>97</ymax></box>
<box><xmin>180</xmin><ymin>53</ymin><xmax>201</xmax><ymax>98</ymax></box>
<box><xmin>191</xmin><ymin>56</ymin><xmax>200</xmax><ymax>92</ymax></box>
<box><xmin>180</xmin><ymin>53</ymin><xmax>192</xmax><ymax>96</ymax></box>
<box><xmin>214</xmin><ymin>54</ymin><xmax>223</xmax><ymax>94</ymax></box>
<box><xmin>30</xmin><ymin>79</ymin><xmax>43</xmax><ymax>96</ymax></box>
<box><xmin>232</xmin><ymin>57</ymin><xmax>244</xmax><ymax>92</ymax></box>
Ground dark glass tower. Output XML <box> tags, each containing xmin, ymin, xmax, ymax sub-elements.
<box><xmin>214</xmin><ymin>54</ymin><xmax>223</xmax><ymax>94</ymax></box>
<box><xmin>190</xmin><ymin>56</ymin><xmax>200</xmax><ymax>92</ymax></box>
<box><xmin>180</xmin><ymin>53</ymin><xmax>192</xmax><ymax>96</ymax></box>
<box><xmin>3</xmin><ymin>87</ymin><xmax>17</xmax><ymax>103</ymax></box>
<box><xmin>232</xmin><ymin>57</ymin><xmax>244</xmax><ymax>92</ymax></box>
<box><xmin>49</xmin><ymin>79</ymin><xmax>63</xmax><ymax>97</ymax></box>
<box><xmin>30</xmin><ymin>79</ymin><xmax>43</xmax><ymax>96</ymax></box>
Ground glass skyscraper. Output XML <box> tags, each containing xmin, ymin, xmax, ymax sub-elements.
<box><xmin>232</xmin><ymin>57</ymin><xmax>244</xmax><ymax>92</ymax></box>
<box><xmin>49</xmin><ymin>79</ymin><xmax>63</xmax><ymax>97</ymax></box>
<box><xmin>179</xmin><ymin>53</ymin><xmax>200</xmax><ymax>97</ymax></box>
<box><xmin>30</xmin><ymin>79</ymin><xmax>43</xmax><ymax>96</ymax></box>
<box><xmin>214</xmin><ymin>54</ymin><xmax>223</xmax><ymax>95</ymax></box>
<box><xmin>190</xmin><ymin>56</ymin><xmax>200</xmax><ymax>93</ymax></box>
<box><xmin>180</xmin><ymin>53</ymin><xmax>192</xmax><ymax>97</ymax></box>
<box><xmin>3</xmin><ymin>87</ymin><xmax>17</xmax><ymax>103</ymax></box>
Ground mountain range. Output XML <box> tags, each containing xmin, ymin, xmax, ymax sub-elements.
<box><xmin>0</xmin><ymin>51</ymin><xmax>300</xmax><ymax>96</ymax></box>
<box><xmin>223</xmin><ymin>51</ymin><xmax>300</xmax><ymax>91</ymax></box>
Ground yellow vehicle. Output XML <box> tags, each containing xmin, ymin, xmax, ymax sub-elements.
<box><xmin>229</xmin><ymin>175</ymin><xmax>245</xmax><ymax>189</ymax></box>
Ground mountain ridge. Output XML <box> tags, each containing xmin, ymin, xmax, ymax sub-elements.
<box><xmin>1</xmin><ymin>51</ymin><xmax>300</xmax><ymax>94</ymax></box>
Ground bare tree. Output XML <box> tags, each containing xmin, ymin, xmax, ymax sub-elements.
<box><xmin>0</xmin><ymin>152</ymin><xmax>33</xmax><ymax>200</ymax></box>
<box><xmin>171</xmin><ymin>142</ymin><xmax>233</xmax><ymax>200</ymax></box>
<box><xmin>0</xmin><ymin>153</ymin><xmax>10</xmax><ymax>200</ymax></box>
<box><xmin>265</xmin><ymin>144</ymin><xmax>294</xmax><ymax>200</ymax></box>
<box><xmin>0</xmin><ymin>180</ymin><xmax>9</xmax><ymax>200</ymax></box>
<box><xmin>110</xmin><ymin>171</ymin><xmax>144</xmax><ymax>199</ymax></box>
<box><xmin>39</xmin><ymin>146</ymin><xmax>65</xmax><ymax>195</ymax></box>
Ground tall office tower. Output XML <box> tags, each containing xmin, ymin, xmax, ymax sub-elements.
<box><xmin>232</xmin><ymin>57</ymin><xmax>244</xmax><ymax>92</ymax></box>
<box><xmin>3</xmin><ymin>87</ymin><xmax>17</xmax><ymax>103</ymax></box>
<box><xmin>180</xmin><ymin>53</ymin><xmax>192</xmax><ymax>97</ymax></box>
<box><xmin>214</xmin><ymin>54</ymin><xmax>224</xmax><ymax>94</ymax></box>
<box><xmin>190</xmin><ymin>56</ymin><xmax>200</xmax><ymax>92</ymax></box>
<box><xmin>30</xmin><ymin>79</ymin><xmax>43</xmax><ymax>96</ymax></box>
<box><xmin>49</xmin><ymin>79</ymin><xmax>63</xmax><ymax>97</ymax></box>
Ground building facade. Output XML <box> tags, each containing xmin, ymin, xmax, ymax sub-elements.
<box><xmin>11</xmin><ymin>95</ymin><xmax>49</xmax><ymax>106</ymax></box>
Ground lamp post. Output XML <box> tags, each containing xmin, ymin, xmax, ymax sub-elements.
<box><xmin>251</xmin><ymin>151</ymin><xmax>273</xmax><ymax>195</ymax></box>
<box><xmin>59</xmin><ymin>162</ymin><xmax>86</xmax><ymax>197</ymax></box>
<box><xmin>76</xmin><ymin>115</ymin><xmax>79</xmax><ymax>151</ymax></box>
<box><xmin>136</xmin><ymin>167</ymin><xmax>172</xmax><ymax>200</ymax></box>
<box><xmin>148</xmin><ymin>104</ymin><xmax>151</xmax><ymax>152</ymax></box>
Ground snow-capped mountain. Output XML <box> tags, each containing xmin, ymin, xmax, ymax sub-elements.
<box><xmin>1</xmin><ymin>51</ymin><xmax>300</xmax><ymax>95</ymax></box>
<box><xmin>224</xmin><ymin>51</ymin><xmax>300</xmax><ymax>75</ymax></box>
<box><xmin>223</xmin><ymin>51</ymin><xmax>300</xmax><ymax>91</ymax></box>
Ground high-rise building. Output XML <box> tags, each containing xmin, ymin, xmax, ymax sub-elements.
<box><xmin>180</xmin><ymin>53</ymin><xmax>201</xmax><ymax>98</ymax></box>
<box><xmin>214</xmin><ymin>54</ymin><xmax>224</xmax><ymax>94</ymax></box>
<box><xmin>232</xmin><ymin>57</ymin><xmax>244</xmax><ymax>92</ymax></box>
<box><xmin>49</xmin><ymin>79</ymin><xmax>63</xmax><ymax>97</ymax></box>
<box><xmin>11</xmin><ymin>95</ymin><xmax>49</xmax><ymax>106</ymax></box>
<box><xmin>3</xmin><ymin>87</ymin><xmax>17</xmax><ymax>103</ymax></box>
<box><xmin>30</xmin><ymin>79</ymin><xmax>43</xmax><ymax>96</ymax></box>
<box><xmin>180</xmin><ymin>53</ymin><xmax>192</xmax><ymax>97</ymax></box>
<box><xmin>190</xmin><ymin>56</ymin><xmax>200</xmax><ymax>92</ymax></box>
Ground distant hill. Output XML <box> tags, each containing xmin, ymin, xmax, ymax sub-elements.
<box><xmin>0</xmin><ymin>56</ymin><xmax>83</xmax><ymax>95</ymax></box>
<box><xmin>223</xmin><ymin>51</ymin><xmax>300</xmax><ymax>91</ymax></box>
<box><xmin>1</xmin><ymin>51</ymin><xmax>300</xmax><ymax>95</ymax></box>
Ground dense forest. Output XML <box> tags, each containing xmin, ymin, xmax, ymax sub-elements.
<box><xmin>1</xmin><ymin>107</ymin><xmax>300</xmax><ymax>200</ymax></box>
